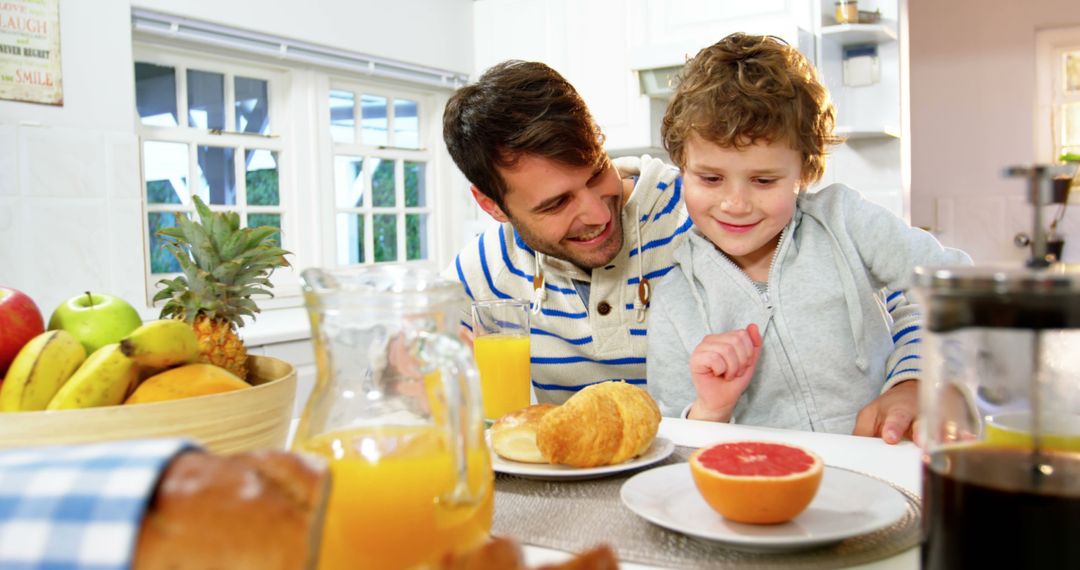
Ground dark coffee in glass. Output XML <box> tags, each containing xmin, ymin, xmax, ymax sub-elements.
<box><xmin>921</xmin><ymin>447</ymin><xmax>1080</xmax><ymax>568</ymax></box>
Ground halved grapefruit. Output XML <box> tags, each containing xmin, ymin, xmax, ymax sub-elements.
<box><xmin>688</xmin><ymin>441</ymin><xmax>824</xmax><ymax>524</ymax></box>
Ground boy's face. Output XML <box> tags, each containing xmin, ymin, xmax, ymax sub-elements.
<box><xmin>472</xmin><ymin>154</ymin><xmax>625</xmax><ymax>270</ymax></box>
<box><xmin>682</xmin><ymin>133</ymin><xmax>803</xmax><ymax>277</ymax></box>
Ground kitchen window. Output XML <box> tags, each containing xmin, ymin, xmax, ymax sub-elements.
<box><xmin>133</xmin><ymin>48</ymin><xmax>289</xmax><ymax>291</ymax></box>
<box><xmin>133</xmin><ymin>38</ymin><xmax>455</xmax><ymax>306</ymax></box>
<box><xmin>328</xmin><ymin>85</ymin><xmax>434</xmax><ymax>265</ymax></box>
<box><xmin>1036</xmin><ymin>26</ymin><xmax>1080</xmax><ymax>167</ymax></box>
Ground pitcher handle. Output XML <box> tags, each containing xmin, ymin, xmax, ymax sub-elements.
<box><xmin>408</xmin><ymin>330</ymin><xmax>484</xmax><ymax>507</ymax></box>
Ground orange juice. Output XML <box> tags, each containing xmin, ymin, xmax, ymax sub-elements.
<box><xmin>300</xmin><ymin>425</ymin><xmax>493</xmax><ymax>570</ymax></box>
<box><xmin>473</xmin><ymin>334</ymin><xmax>531</xmax><ymax>419</ymax></box>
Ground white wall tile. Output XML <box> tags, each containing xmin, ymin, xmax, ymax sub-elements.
<box><xmin>104</xmin><ymin>132</ymin><xmax>140</xmax><ymax>200</ymax></box>
<box><xmin>20</xmin><ymin>127</ymin><xmax>106</xmax><ymax>199</ymax></box>
<box><xmin>0</xmin><ymin>126</ymin><xmax>16</xmax><ymax>196</ymax></box>
<box><xmin>0</xmin><ymin>197</ymin><xmax>20</xmax><ymax>282</ymax></box>
<box><xmin>105</xmin><ymin>198</ymin><xmax>151</xmax><ymax>314</ymax></box>
<box><xmin>949</xmin><ymin>195</ymin><xmax>1009</xmax><ymax>264</ymax></box>
<box><xmin>16</xmin><ymin>198</ymin><xmax>113</xmax><ymax>316</ymax></box>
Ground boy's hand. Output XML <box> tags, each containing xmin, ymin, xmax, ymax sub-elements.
<box><xmin>687</xmin><ymin>324</ymin><xmax>762</xmax><ymax>422</ymax></box>
<box><xmin>853</xmin><ymin>380</ymin><xmax>919</xmax><ymax>444</ymax></box>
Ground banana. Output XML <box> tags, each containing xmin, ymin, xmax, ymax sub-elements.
<box><xmin>119</xmin><ymin>319</ymin><xmax>199</xmax><ymax>368</ymax></box>
<box><xmin>0</xmin><ymin>330</ymin><xmax>86</xmax><ymax>412</ymax></box>
<box><xmin>46</xmin><ymin>344</ymin><xmax>138</xmax><ymax>410</ymax></box>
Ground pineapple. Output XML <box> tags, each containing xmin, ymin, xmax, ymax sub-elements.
<box><xmin>153</xmin><ymin>196</ymin><xmax>291</xmax><ymax>380</ymax></box>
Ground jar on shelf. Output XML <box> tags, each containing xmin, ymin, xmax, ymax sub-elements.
<box><xmin>835</xmin><ymin>0</ymin><xmax>858</xmax><ymax>24</ymax></box>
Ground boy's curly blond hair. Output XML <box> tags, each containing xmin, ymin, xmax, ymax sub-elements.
<box><xmin>662</xmin><ymin>33</ymin><xmax>841</xmax><ymax>185</ymax></box>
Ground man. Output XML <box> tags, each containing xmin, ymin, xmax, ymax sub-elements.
<box><xmin>443</xmin><ymin>60</ymin><xmax>691</xmax><ymax>404</ymax></box>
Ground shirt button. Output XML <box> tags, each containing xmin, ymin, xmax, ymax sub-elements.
<box><xmin>597</xmin><ymin>301</ymin><xmax>612</xmax><ymax>315</ymax></box>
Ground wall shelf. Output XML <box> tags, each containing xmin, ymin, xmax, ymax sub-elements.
<box><xmin>836</xmin><ymin>125</ymin><xmax>900</xmax><ymax>140</ymax></box>
<box><xmin>821</xmin><ymin>23</ymin><xmax>897</xmax><ymax>45</ymax></box>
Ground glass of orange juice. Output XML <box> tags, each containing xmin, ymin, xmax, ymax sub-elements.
<box><xmin>471</xmin><ymin>299</ymin><xmax>532</xmax><ymax>421</ymax></box>
<box><xmin>296</xmin><ymin>266</ymin><xmax>493</xmax><ymax>570</ymax></box>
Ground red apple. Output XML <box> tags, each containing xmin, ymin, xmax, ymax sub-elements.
<box><xmin>0</xmin><ymin>287</ymin><xmax>46</xmax><ymax>378</ymax></box>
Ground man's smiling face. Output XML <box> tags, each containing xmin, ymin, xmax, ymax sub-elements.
<box><xmin>477</xmin><ymin>154</ymin><xmax>625</xmax><ymax>270</ymax></box>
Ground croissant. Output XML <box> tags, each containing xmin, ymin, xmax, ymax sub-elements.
<box><xmin>536</xmin><ymin>381</ymin><xmax>660</xmax><ymax>468</ymax></box>
<box><xmin>490</xmin><ymin>404</ymin><xmax>558</xmax><ymax>463</ymax></box>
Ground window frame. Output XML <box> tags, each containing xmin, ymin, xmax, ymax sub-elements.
<box><xmin>133</xmin><ymin>41</ymin><xmax>455</xmax><ymax>320</ymax></box>
<box><xmin>134</xmin><ymin>43</ymin><xmax>298</xmax><ymax>305</ymax></box>
<box><xmin>321</xmin><ymin>77</ymin><xmax>440</xmax><ymax>269</ymax></box>
<box><xmin>1036</xmin><ymin>26</ymin><xmax>1080</xmax><ymax>176</ymax></box>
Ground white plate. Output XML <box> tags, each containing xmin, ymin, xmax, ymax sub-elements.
<box><xmin>620</xmin><ymin>463</ymin><xmax>910</xmax><ymax>551</ymax></box>
<box><xmin>491</xmin><ymin>436</ymin><xmax>676</xmax><ymax>481</ymax></box>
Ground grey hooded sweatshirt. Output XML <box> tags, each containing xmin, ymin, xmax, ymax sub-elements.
<box><xmin>646</xmin><ymin>184</ymin><xmax>972</xmax><ymax>433</ymax></box>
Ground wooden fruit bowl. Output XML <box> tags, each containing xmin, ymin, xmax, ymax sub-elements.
<box><xmin>0</xmin><ymin>356</ymin><xmax>297</xmax><ymax>454</ymax></box>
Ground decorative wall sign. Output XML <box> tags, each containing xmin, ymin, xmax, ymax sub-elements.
<box><xmin>0</xmin><ymin>0</ymin><xmax>62</xmax><ymax>105</ymax></box>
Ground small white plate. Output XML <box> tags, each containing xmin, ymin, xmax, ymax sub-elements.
<box><xmin>620</xmin><ymin>463</ymin><xmax>910</xmax><ymax>551</ymax></box>
<box><xmin>491</xmin><ymin>436</ymin><xmax>676</xmax><ymax>481</ymax></box>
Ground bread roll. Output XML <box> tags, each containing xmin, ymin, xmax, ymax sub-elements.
<box><xmin>490</xmin><ymin>404</ymin><xmax>557</xmax><ymax>463</ymax></box>
<box><xmin>132</xmin><ymin>450</ymin><xmax>329</xmax><ymax>570</ymax></box>
<box><xmin>537</xmin><ymin>381</ymin><xmax>660</xmax><ymax>468</ymax></box>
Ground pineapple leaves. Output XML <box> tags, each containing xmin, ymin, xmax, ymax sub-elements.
<box><xmin>219</xmin><ymin>230</ymin><xmax>249</xmax><ymax>262</ymax></box>
<box><xmin>244</xmin><ymin>226</ymin><xmax>278</xmax><ymax>247</ymax></box>
<box><xmin>192</xmin><ymin>195</ymin><xmax>214</xmax><ymax>223</ymax></box>
<box><xmin>152</xmin><ymin>195</ymin><xmax>293</xmax><ymax>331</ymax></box>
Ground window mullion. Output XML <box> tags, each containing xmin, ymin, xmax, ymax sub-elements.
<box><xmin>364</xmin><ymin>211</ymin><xmax>374</xmax><ymax>265</ymax></box>
<box><xmin>236</xmin><ymin>145</ymin><xmax>247</xmax><ymax>223</ymax></box>
<box><xmin>396</xmin><ymin>159</ymin><xmax>406</xmax><ymax>262</ymax></box>
<box><xmin>364</xmin><ymin>157</ymin><xmax>374</xmax><ymax>264</ymax></box>
<box><xmin>177</xmin><ymin>64</ymin><xmax>189</xmax><ymax>129</ymax></box>
<box><xmin>224</xmin><ymin>72</ymin><xmax>236</xmax><ymax>134</ymax></box>
<box><xmin>387</xmin><ymin>96</ymin><xmax>397</xmax><ymax>148</ymax></box>
<box><xmin>353</xmin><ymin>89</ymin><xmax>361</xmax><ymax>145</ymax></box>
<box><xmin>188</xmin><ymin>140</ymin><xmax>199</xmax><ymax>207</ymax></box>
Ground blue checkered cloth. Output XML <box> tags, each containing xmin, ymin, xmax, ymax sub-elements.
<box><xmin>0</xmin><ymin>439</ymin><xmax>198</xmax><ymax>570</ymax></box>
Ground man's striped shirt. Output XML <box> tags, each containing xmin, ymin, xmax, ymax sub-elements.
<box><xmin>448</xmin><ymin>155</ymin><xmax>690</xmax><ymax>404</ymax></box>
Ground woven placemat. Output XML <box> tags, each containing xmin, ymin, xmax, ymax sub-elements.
<box><xmin>493</xmin><ymin>447</ymin><xmax>921</xmax><ymax>569</ymax></box>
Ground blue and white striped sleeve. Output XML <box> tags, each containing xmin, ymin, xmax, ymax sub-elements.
<box><xmin>881</xmin><ymin>289</ymin><xmax>921</xmax><ymax>392</ymax></box>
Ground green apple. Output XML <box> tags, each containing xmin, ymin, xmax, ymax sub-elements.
<box><xmin>48</xmin><ymin>292</ymin><xmax>144</xmax><ymax>355</ymax></box>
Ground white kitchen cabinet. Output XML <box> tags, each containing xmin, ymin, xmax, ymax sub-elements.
<box><xmin>470</xmin><ymin>0</ymin><xmax>905</xmax><ymax>216</ymax></box>
<box><xmin>472</xmin><ymin>0</ymin><xmax>815</xmax><ymax>156</ymax></box>
<box><xmin>811</xmin><ymin>0</ymin><xmax>904</xmax><ymax>220</ymax></box>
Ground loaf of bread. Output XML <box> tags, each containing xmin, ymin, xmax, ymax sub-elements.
<box><xmin>131</xmin><ymin>449</ymin><xmax>330</xmax><ymax>570</ymax></box>
<box><xmin>490</xmin><ymin>403</ymin><xmax>558</xmax><ymax>463</ymax></box>
<box><xmin>537</xmin><ymin>381</ymin><xmax>660</xmax><ymax>468</ymax></box>
<box><xmin>438</xmin><ymin>535</ymin><xmax>619</xmax><ymax>570</ymax></box>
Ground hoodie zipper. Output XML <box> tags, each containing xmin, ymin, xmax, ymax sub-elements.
<box><xmin>714</xmin><ymin>225</ymin><xmax>788</xmax><ymax>311</ymax></box>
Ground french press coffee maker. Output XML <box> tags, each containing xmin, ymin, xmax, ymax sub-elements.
<box><xmin>915</xmin><ymin>165</ymin><xmax>1080</xmax><ymax>568</ymax></box>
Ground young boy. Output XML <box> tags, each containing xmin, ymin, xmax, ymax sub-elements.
<box><xmin>646</xmin><ymin>33</ymin><xmax>971</xmax><ymax>443</ymax></box>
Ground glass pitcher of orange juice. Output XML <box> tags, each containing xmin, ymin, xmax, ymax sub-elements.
<box><xmin>295</xmin><ymin>266</ymin><xmax>493</xmax><ymax>570</ymax></box>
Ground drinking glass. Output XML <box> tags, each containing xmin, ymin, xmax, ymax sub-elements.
<box><xmin>471</xmin><ymin>299</ymin><xmax>532</xmax><ymax>421</ymax></box>
<box><xmin>295</xmin><ymin>266</ymin><xmax>492</xmax><ymax>570</ymax></box>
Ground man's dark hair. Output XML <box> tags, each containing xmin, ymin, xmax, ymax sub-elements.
<box><xmin>442</xmin><ymin>60</ymin><xmax>606</xmax><ymax>210</ymax></box>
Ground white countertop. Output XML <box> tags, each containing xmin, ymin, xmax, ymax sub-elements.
<box><xmin>522</xmin><ymin>417</ymin><xmax>923</xmax><ymax>569</ymax></box>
